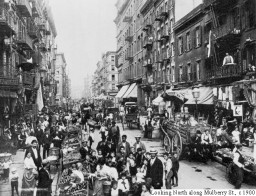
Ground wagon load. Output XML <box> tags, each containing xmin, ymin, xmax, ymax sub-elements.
<box><xmin>59</xmin><ymin>163</ymin><xmax>90</xmax><ymax>196</ymax></box>
<box><xmin>216</xmin><ymin>148</ymin><xmax>255</xmax><ymax>171</ymax></box>
<box><xmin>63</xmin><ymin>150</ymin><xmax>81</xmax><ymax>167</ymax></box>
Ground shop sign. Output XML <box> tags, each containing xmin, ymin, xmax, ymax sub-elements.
<box><xmin>0</xmin><ymin>78</ymin><xmax>19</xmax><ymax>86</ymax></box>
<box><xmin>233</xmin><ymin>105</ymin><xmax>243</xmax><ymax>116</ymax></box>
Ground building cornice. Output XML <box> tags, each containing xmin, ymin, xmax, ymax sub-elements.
<box><xmin>140</xmin><ymin>0</ymin><xmax>155</xmax><ymax>15</ymax></box>
<box><xmin>173</xmin><ymin>4</ymin><xmax>203</xmax><ymax>32</ymax></box>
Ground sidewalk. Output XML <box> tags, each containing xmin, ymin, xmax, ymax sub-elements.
<box><xmin>0</xmin><ymin>149</ymin><xmax>60</xmax><ymax>196</ymax></box>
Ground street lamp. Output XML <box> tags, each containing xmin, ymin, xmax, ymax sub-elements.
<box><xmin>192</xmin><ymin>87</ymin><xmax>200</xmax><ymax>120</ymax></box>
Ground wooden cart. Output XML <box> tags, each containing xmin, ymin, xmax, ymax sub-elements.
<box><xmin>124</xmin><ymin>102</ymin><xmax>139</xmax><ymax>129</ymax></box>
<box><xmin>161</xmin><ymin>117</ymin><xmax>214</xmax><ymax>159</ymax></box>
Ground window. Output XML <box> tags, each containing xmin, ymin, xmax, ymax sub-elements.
<box><xmin>111</xmin><ymin>65</ymin><xmax>115</xmax><ymax>71</ymax></box>
<box><xmin>187</xmin><ymin>63</ymin><xmax>191</xmax><ymax>81</ymax></box>
<box><xmin>195</xmin><ymin>27</ymin><xmax>201</xmax><ymax>47</ymax></box>
<box><xmin>112</xmin><ymin>84</ymin><xmax>116</xmax><ymax>90</ymax></box>
<box><xmin>178</xmin><ymin>36</ymin><xmax>183</xmax><ymax>55</ymax></box>
<box><xmin>170</xmin><ymin>42</ymin><xmax>174</xmax><ymax>57</ymax></box>
<box><xmin>111</xmin><ymin>56</ymin><xmax>115</xmax><ymax>61</ymax></box>
<box><xmin>186</xmin><ymin>32</ymin><xmax>191</xmax><ymax>51</ymax></box>
<box><xmin>196</xmin><ymin>61</ymin><xmax>201</xmax><ymax>81</ymax></box>
<box><xmin>179</xmin><ymin>66</ymin><xmax>183</xmax><ymax>82</ymax></box>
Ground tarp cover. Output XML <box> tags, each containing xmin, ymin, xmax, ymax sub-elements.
<box><xmin>122</xmin><ymin>83</ymin><xmax>136</xmax><ymax>98</ymax></box>
<box><xmin>115</xmin><ymin>85</ymin><xmax>130</xmax><ymax>98</ymax></box>
<box><xmin>184</xmin><ymin>87</ymin><xmax>213</xmax><ymax>105</ymax></box>
<box><xmin>126</xmin><ymin>84</ymin><xmax>137</xmax><ymax>98</ymax></box>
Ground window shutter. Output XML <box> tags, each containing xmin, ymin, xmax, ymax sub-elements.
<box><xmin>184</xmin><ymin>65</ymin><xmax>187</xmax><ymax>82</ymax></box>
<box><xmin>198</xmin><ymin>26</ymin><xmax>202</xmax><ymax>46</ymax></box>
<box><xmin>193</xmin><ymin>28</ymin><xmax>197</xmax><ymax>48</ymax></box>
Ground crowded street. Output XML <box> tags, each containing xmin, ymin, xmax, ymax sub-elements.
<box><xmin>1</xmin><ymin>0</ymin><xmax>256</xmax><ymax>196</ymax></box>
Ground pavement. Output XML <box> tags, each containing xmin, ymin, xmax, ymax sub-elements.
<box><xmin>1</xmin><ymin>123</ymin><xmax>255</xmax><ymax>196</ymax></box>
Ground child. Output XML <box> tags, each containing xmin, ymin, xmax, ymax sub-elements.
<box><xmin>136</xmin><ymin>167</ymin><xmax>146</xmax><ymax>184</ymax></box>
<box><xmin>163</xmin><ymin>153</ymin><xmax>173</xmax><ymax>189</ymax></box>
<box><xmin>118</xmin><ymin>173</ymin><xmax>130</xmax><ymax>196</ymax></box>
<box><xmin>24</xmin><ymin>152</ymin><xmax>37</xmax><ymax>170</ymax></box>
<box><xmin>97</xmin><ymin>150</ymin><xmax>103</xmax><ymax>159</ymax></box>
<box><xmin>127</xmin><ymin>153</ymin><xmax>136</xmax><ymax>176</ymax></box>
<box><xmin>10</xmin><ymin>167</ymin><xmax>19</xmax><ymax>196</ymax></box>
<box><xmin>141</xmin><ymin>183</ymin><xmax>151</xmax><ymax>196</ymax></box>
<box><xmin>171</xmin><ymin>152</ymin><xmax>180</xmax><ymax>187</ymax></box>
<box><xmin>130</xmin><ymin>176</ymin><xmax>140</xmax><ymax>196</ymax></box>
<box><xmin>111</xmin><ymin>180</ymin><xmax>118</xmax><ymax>196</ymax></box>
<box><xmin>1</xmin><ymin>157</ymin><xmax>12</xmax><ymax>183</ymax></box>
<box><xmin>141</xmin><ymin>159</ymin><xmax>148</xmax><ymax>174</ymax></box>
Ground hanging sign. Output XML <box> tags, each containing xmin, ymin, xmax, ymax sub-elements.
<box><xmin>233</xmin><ymin>105</ymin><xmax>243</xmax><ymax>117</ymax></box>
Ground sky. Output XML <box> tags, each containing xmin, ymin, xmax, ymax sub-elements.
<box><xmin>49</xmin><ymin>0</ymin><xmax>117</xmax><ymax>99</ymax></box>
<box><xmin>175</xmin><ymin>0</ymin><xmax>202</xmax><ymax>22</ymax></box>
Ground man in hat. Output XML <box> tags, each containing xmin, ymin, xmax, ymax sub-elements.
<box><xmin>133</xmin><ymin>135</ymin><xmax>146</xmax><ymax>154</ymax></box>
<box><xmin>25</xmin><ymin>140</ymin><xmax>42</xmax><ymax>170</ymax></box>
<box><xmin>146</xmin><ymin>149</ymin><xmax>163</xmax><ymax>189</ymax></box>
<box><xmin>97</xmin><ymin>138</ymin><xmax>107</xmax><ymax>157</ymax></box>
<box><xmin>117</xmin><ymin>135</ymin><xmax>131</xmax><ymax>157</ymax></box>
<box><xmin>42</xmin><ymin>129</ymin><xmax>52</xmax><ymax>159</ymax></box>
<box><xmin>51</xmin><ymin>125</ymin><xmax>64</xmax><ymax>148</ymax></box>
<box><xmin>80</xmin><ymin>141</ymin><xmax>91</xmax><ymax>160</ymax></box>
<box><xmin>37</xmin><ymin>159</ymin><xmax>53</xmax><ymax>196</ymax></box>
<box><xmin>108</xmin><ymin>121</ymin><xmax>120</xmax><ymax>150</ymax></box>
<box><xmin>233</xmin><ymin>143</ymin><xmax>245</xmax><ymax>189</ymax></box>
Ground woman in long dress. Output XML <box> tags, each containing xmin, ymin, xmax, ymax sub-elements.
<box><xmin>21</xmin><ymin>168</ymin><xmax>37</xmax><ymax>196</ymax></box>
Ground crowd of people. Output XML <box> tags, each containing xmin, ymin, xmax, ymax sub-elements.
<box><xmin>0</xmin><ymin>104</ymin><xmax>181</xmax><ymax>196</ymax></box>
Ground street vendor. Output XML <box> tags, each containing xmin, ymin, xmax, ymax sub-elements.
<box><xmin>233</xmin><ymin>143</ymin><xmax>245</xmax><ymax>189</ymax></box>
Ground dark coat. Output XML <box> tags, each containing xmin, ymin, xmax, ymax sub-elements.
<box><xmin>117</xmin><ymin>141</ymin><xmax>131</xmax><ymax>156</ymax></box>
<box><xmin>42</xmin><ymin>133</ymin><xmax>52</xmax><ymax>149</ymax></box>
<box><xmin>96</xmin><ymin>141</ymin><xmax>107</xmax><ymax>156</ymax></box>
<box><xmin>37</xmin><ymin>167</ymin><xmax>53</xmax><ymax>196</ymax></box>
<box><xmin>146</xmin><ymin>158</ymin><xmax>163</xmax><ymax>188</ymax></box>
<box><xmin>105</xmin><ymin>144</ymin><xmax>116</xmax><ymax>156</ymax></box>
<box><xmin>36</xmin><ymin>129</ymin><xmax>44</xmax><ymax>144</ymax></box>
<box><xmin>79</xmin><ymin>146</ymin><xmax>91</xmax><ymax>159</ymax></box>
<box><xmin>25</xmin><ymin>147</ymin><xmax>42</xmax><ymax>168</ymax></box>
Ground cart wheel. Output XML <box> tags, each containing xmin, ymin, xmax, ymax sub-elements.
<box><xmin>226</xmin><ymin>162</ymin><xmax>237</xmax><ymax>185</ymax></box>
<box><xmin>163</xmin><ymin>135</ymin><xmax>171</xmax><ymax>153</ymax></box>
<box><xmin>171</xmin><ymin>131</ymin><xmax>183</xmax><ymax>159</ymax></box>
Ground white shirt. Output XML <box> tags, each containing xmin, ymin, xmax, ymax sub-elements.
<box><xmin>73</xmin><ymin>170</ymin><xmax>84</xmax><ymax>182</ymax></box>
<box><xmin>111</xmin><ymin>188</ymin><xmax>119</xmax><ymax>196</ymax></box>
<box><xmin>232</xmin><ymin>130</ymin><xmax>241</xmax><ymax>143</ymax></box>
<box><xmin>24</xmin><ymin>157</ymin><xmax>36</xmax><ymax>169</ymax></box>
<box><xmin>136</xmin><ymin>172</ymin><xmax>145</xmax><ymax>183</ymax></box>
<box><xmin>150</xmin><ymin>157</ymin><xmax>156</xmax><ymax>166</ymax></box>
<box><xmin>164</xmin><ymin>159</ymin><xmax>173</xmax><ymax>172</ymax></box>
<box><xmin>32</xmin><ymin>148</ymin><xmax>38</xmax><ymax>159</ymax></box>
<box><xmin>10</xmin><ymin>172</ymin><xmax>19</xmax><ymax>181</ymax></box>
<box><xmin>118</xmin><ymin>179</ymin><xmax>130</xmax><ymax>192</ymax></box>
<box><xmin>109</xmin><ymin>167</ymin><xmax>118</xmax><ymax>181</ymax></box>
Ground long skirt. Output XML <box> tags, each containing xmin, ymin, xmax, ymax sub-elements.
<box><xmin>93</xmin><ymin>179</ymin><xmax>105</xmax><ymax>196</ymax></box>
<box><xmin>21</xmin><ymin>169</ymin><xmax>37</xmax><ymax>196</ymax></box>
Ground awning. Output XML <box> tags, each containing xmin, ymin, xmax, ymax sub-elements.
<box><xmin>126</xmin><ymin>84</ymin><xmax>137</xmax><ymax>98</ymax></box>
<box><xmin>0</xmin><ymin>90</ymin><xmax>18</xmax><ymax>98</ymax></box>
<box><xmin>115</xmin><ymin>84</ymin><xmax>130</xmax><ymax>98</ymax></box>
<box><xmin>122</xmin><ymin>83</ymin><xmax>136</xmax><ymax>98</ymax></box>
<box><xmin>152</xmin><ymin>95</ymin><xmax>165</xmax><ymax>106</ymax></box>
<box><xmin>184</xmin><ymin>87</ymin><xmax>214</xmax><ymax>105</ymax></box>
<box><xmin>165</xmin><ymin>89</ymin><xmax>187</xmax><ymax>102</ymax></box>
